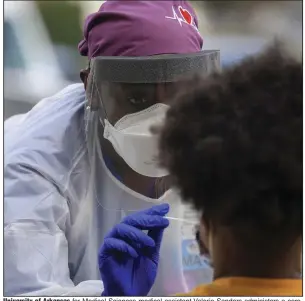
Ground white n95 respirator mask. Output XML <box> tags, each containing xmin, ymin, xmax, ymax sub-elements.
<box><xmin>103</xmin><ymin>103</ymin><xmax>170</xmax><ymax>178</ymax></box>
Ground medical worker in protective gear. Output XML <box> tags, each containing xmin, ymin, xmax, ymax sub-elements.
<box><xmin>4</xmin><ymin>1</ymin><xmax>220</xmax><ymax>296</ymax></box>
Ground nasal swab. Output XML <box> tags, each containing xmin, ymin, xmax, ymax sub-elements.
<box><xmin>166</xmin><ymin>216</ymin><xmax>198</xmax><ymax>225</ymax></box>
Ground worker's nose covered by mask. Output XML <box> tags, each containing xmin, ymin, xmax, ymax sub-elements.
<box><xmin>103</xmin><ymin>103</ymin><xmax>170</xmax><ymax>177</ymax></box>
<box><xmin>87</xmin><ymin>52</ymin><xmax>221</xmax><ymax>177</ymax></box>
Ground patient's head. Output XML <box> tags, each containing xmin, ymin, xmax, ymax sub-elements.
<box><xmin>159</xmin><ymin>44</ymin><xmax>302</xmax><ymax>279</ymax></box>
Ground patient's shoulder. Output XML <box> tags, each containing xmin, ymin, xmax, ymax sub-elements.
<box><xmin>174</xmin><ymin>284</ymin><xmax>210</xmax><ymax>297</ymax></box>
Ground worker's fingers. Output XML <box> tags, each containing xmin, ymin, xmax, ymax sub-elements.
<box><xmin>141</xmin><ymin>203</ymin><xmax>170</xmax><ymax>216</ymax></box>
<box><xmin>100</xmin><ymin>237</ymin><xmax>138</xmax><ymax>259</ymax></box>
<box><xmin>123</xmin><ymin>214</ymin><xmax>169</xmax><ymax>230</ymax></box>
<box><xmin>148</xmin><ymin>226</ymin><xmax>167</xmax><ymax>249</ymax></box>
<box><xmin>146</xmin><ymin>227</ymin><xmax>167</xmax><ymax>262</ymax></box>
<box><xmin>106</xmin><ymin>223</ymin><xmax>155</xmax><ymax>248</ymax></box>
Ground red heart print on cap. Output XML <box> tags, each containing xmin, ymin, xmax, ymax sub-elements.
<box><xmin>178</xmin><ymin>6</ymin><xmax>193</xmax><ymax>25</ymax></box>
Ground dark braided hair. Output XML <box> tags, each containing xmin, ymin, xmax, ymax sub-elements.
<box><xmin>158</xmin><ymin>44</ymin><xmax>302</xmax><ymax>248</ymax></box>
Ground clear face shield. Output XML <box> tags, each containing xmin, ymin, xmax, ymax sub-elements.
<box><xmin>78</xmin><ymin>52</ymin><xmax>220</xmax><ymax>294</ymax></box>
<box><xmin>85</xmin><ymin>51</ymin><xmax>221</xmax><ymax>178</ymax></box>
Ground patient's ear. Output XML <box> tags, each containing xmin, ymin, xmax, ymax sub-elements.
<box><xmin>196</xmin><ymin>219</ymin><xmax>210</xmax><ymax>257</ymax></box>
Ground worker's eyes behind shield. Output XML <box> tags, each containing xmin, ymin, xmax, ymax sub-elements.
<box><xmin>122</xmin><ymin>83</ymin><xmax>157</xmax><ymax>109</ymax></box>
<box><xmin>99</xmin><ymin>82</ymin><xmax>180</xmax><ymax>122</ymax></box>
<box><xmin>127</xmin><ymin>96</ymin><xmax>149</xmax><ymax>105</ymax></box>
<box><xmin>124</xmin><ymin>82</ymin><xmax>181</xmax><ymax>108</ymax></box>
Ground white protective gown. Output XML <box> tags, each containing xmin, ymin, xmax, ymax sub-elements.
<box><xmin>4</xmin><ymin>84</ymin><xmax>213</xmax><ymax>296</ymax></box>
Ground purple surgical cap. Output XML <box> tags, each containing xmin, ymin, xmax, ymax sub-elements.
<box><xmin>78</xmin><ymin>1</ymin><xmax>203</xmax><ymax>58</ymax></box>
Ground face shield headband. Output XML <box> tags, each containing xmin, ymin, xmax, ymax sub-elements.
<box><xmin>89</xmin><ymin>50</ymin><xmax>220</xmax><ymax>85</ymax></box>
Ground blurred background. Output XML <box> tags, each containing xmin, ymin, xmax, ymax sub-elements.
<box><xmin>4</xmin><ymin>0</ymin><xmax>302</xmax><ymax>120</ymax></box>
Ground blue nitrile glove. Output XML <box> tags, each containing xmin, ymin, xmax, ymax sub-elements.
<box><xmin>99</xmin><ymin>203</ymin><xmax>170</xmax><ymax>296</ymax></box>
